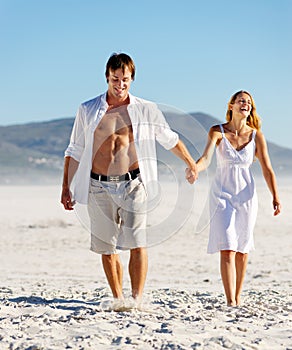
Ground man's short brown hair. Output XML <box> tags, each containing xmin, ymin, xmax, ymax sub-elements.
<box><xmin>105</xmin><ymin>53</ymin><xmax>136</xmax><ymax>82</ymax></box>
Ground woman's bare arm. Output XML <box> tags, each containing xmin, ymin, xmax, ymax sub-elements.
<box><xmin>255</xmin><ymin>131</ymin><xmax>281</xmax><ymax>216</ymax></box>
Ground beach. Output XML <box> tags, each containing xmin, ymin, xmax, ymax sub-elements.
<box><xmin>0</xmin><ymin>179</ymin><xmax>291</xmax><ymax>349</ymax></box>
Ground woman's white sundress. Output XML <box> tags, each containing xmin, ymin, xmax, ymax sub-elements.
<box><xmin>207</xmin><ymin>124</ymin><xmax>258</xmax><ymax>254</ymax></box>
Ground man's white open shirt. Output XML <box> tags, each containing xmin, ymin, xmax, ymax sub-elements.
<box><xmin>65</xmin><ymin>92</ymin><xmax>179</xmax><ymax>204</ymax></box>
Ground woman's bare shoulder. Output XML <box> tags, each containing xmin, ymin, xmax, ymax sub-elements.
<box><xmin>209</xmin><ymin>124</ymin><xmax>222</xmax><ymax>133</ymax></box>
<box><xmin>209</xmin><ymin>124</ymin><xmax>223</xmax><ymax>144</ymax></box>
<box><xmin>254</xmin><ymin>129</ymin><xmax>266</xmax><ymax>142</ymax></box>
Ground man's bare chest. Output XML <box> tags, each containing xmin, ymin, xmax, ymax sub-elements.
<box><xmin>95</xmin><ymin>107</ymin><xmax>133</xmax><ymax>138</ymax></box>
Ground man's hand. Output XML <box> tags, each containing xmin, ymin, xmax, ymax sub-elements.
<box><xmin>170</xmin><ymin>140</ymin><xmax>198</xmax><ymax>184</ymax></box>
<box><xmin>185</xmin><ymin>166</ymin><xmax>198</xmax><ymax>184</ymax></box>
<box><xmin>61</xmin><ymin>187</ymin><xmax>75</xmax><ymax>210</ymax></box>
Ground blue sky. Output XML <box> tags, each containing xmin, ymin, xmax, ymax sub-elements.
<box><xmin>1</xmin><ymin>0</ymin><xmax>291</xmax><ymax>149</ymax></box>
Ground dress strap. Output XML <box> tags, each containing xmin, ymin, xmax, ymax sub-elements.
<box><xmin>252</xmin><ymin>129</ymin><xmax>257</xmax><ymax>140</ymax></box>
<box><xmin>219</xmin><ymin>124</ymin><xmax>225</xmax><ymax>137</ymax></box>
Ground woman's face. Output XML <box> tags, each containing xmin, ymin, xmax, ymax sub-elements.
<box><xmin>230</xmin><ymin>93</ymin><xmax>252</xmax><ymax>117</ymax></box>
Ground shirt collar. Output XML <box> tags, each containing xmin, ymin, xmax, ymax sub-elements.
<box><xmin>100</xmin><ymin>92</ymin><xmax>108</xmax><ymax>109</ymax></box>
<box><xmin>101</xmin><ymin>91</ymin><xmax>137</xmax><ymax>108</ymax></box>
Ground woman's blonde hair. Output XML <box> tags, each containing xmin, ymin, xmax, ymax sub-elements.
<box><xmin>226</xmin><ymin>90</ymin><xmax>261</xmax><ymax>130</ymax></box>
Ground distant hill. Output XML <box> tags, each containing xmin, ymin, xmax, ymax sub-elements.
<box><xmin>0</xmin><ymin>118</ymin><xmax>74</xmax><ymax>184</ymax></box>
<box><xmin>0</xmin><ymin>112</ymin><xmax>291</xmax><ymax>185</ymax></box>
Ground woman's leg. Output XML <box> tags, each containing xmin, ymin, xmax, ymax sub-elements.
<box><xmin>235</xmin><ymin>252</ymin><xmax>248</xmax><ymax>305</ymax></box>
<box><xmin>220</xmin><ymin>250</ymin><xmax>236</xmax><ymax>306</ymax></box>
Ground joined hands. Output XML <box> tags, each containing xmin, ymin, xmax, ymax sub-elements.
<box><xmin>185</xmin><ymin>167</ymin><xmax>198</xmax><ymax>184</ymax></box>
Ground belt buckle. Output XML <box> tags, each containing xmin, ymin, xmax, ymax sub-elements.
<box><xmin>109</xmin><ymin>175</ymin><xmax>120</xmax><ymax>182</ymax></box>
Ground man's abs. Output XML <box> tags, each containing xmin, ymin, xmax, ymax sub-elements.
<box><xmin>91</xmin><ymin>106</ymin><xmax>139</xmax><ymax>175</ymax></box>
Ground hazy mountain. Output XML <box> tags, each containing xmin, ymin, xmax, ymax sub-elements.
<box><xmin>0</xmin><ymin>118</ymin><xmax>74</xmax><ymax>184</ymax></box>
<box><xmin>0</xmin><ymin>112</ymin><xmax>291</xmax><ymax>185</ymax></box>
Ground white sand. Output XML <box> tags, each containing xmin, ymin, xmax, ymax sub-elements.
<box><xmin>0</xmin><ymin>179</ymin><xmax>291</xmax><ymax>349</ymax></box>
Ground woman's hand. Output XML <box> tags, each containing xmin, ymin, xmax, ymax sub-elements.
<box><xmin>273</xmin><ymin>199</ymin><xmax>281</xmax><ymax>216</ymax></box>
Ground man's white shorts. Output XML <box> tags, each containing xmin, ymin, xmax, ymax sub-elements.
<box><xmin>88</xmin><ymin>174</ymin><xmax>147</xmax><ymax>255</ymax></box>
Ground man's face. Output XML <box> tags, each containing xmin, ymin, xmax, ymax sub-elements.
<box><xmin>107</xmin><ymin>66</ymin><xmax>132</xmax><ymax>101</ymax></box>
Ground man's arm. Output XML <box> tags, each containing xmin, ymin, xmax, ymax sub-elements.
<box><xmin>61</xmin><ymin>156</ymin><xmax>79</xmax><ymax>210</ymax></box>
<box><xmin>170</xmin><ymin>139</ymin><xmax>198</xmax><ymax>184</ymax></box>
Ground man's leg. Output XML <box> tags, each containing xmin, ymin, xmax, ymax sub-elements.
<box><xmin>102</xmin><ymin>253</ymin><xmax>123</xmax><ymax>299</ymax></box>
<box><xmin>129</xmin><ymin>247</ymin><xmax>148</xmax><ymax>299</ymax></box>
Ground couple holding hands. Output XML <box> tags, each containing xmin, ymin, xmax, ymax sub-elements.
<box><xmin>61</xmin><ymin>53</ymin><xmax>281</xmax><ymax>309</ymax></box>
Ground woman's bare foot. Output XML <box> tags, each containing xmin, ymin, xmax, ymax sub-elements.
<box><xmin>236</xmin><ymin>296</ymin><xmax>241</xmax><ymax>306</ymax></box>
<box><xmin>227</xmin><ymin>300</ymin><xmax>237</xmax><ymax>307</ymax></box>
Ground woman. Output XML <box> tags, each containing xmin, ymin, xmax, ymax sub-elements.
<box><xmin>187</xmin><ymin>90</ymin><xmax>281</xmax><ymax>306</ymax></box>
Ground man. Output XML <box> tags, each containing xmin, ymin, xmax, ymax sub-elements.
<box><xmin>61</xmin><ymin>53</ymin><xmax>197</xmax><ymax>309</ymax></box>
